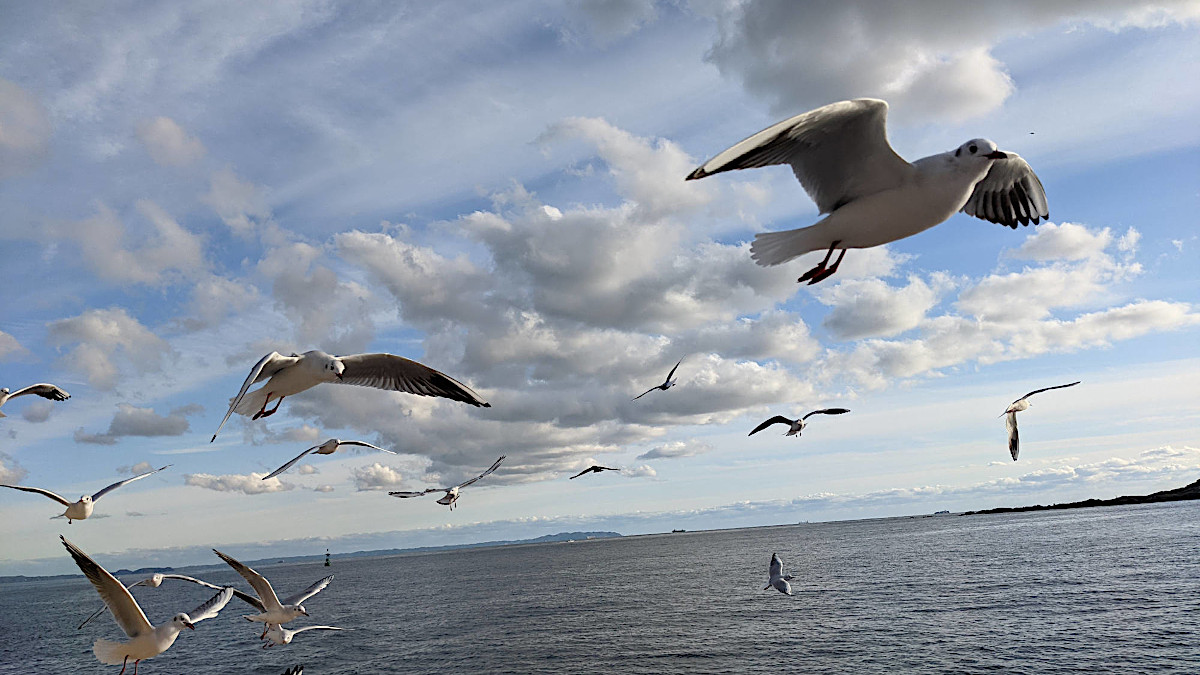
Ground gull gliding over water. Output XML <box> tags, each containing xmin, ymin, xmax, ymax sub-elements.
<box><xmin>263</xmin><ymin>438</ymin><xmax>395</xmax><ymax>480</ymax></box>
<box><xmin>212</xmin><ymin>350</ymin><xmax>490</xmax><ymax>442</ymax></box>
<box><xmin>212</xmin><ymin>549</ymin><xmax>334</xmax><ymax>637</ymax></box>
<box><xmin>633</xmin><ymin>359</ymin><xmax>682</xmax><ymax>400</ymax></box>
<box><xmin>765</xmin><ymin>553</ymin><xmax>795</xmax><ymax>596</ymax></box>
<box><xmin>390</xmin><ymin>456</ymin><xmax>505</xmax><ymax>510</ymax></box>
<box><xmin>0</xmin><ymin>382</ymin><xmax>70</xmax><ymax>417</ymax></box>
<box><xmin>262</xmin><ymin>624</ymin><xmax>347</xmax><ymax>648</ymax></box>
<box><xmin>61</xmin><ymin>536</ymin><xmax>233</xmax><ymax>675</ymax></box>
<box><xmin>80</xmin><ymin>572</ymin><xmax>262</xmax><ymax>630</ymax></box>
<box><xmin>1004</xmin><ymin>381</ymin><xmax>1080</xmax><ymax>461</ymax></box>
<box><xmin>0</xmin><ymin>465</ymin><xmax>170</xmax><ymax>523</ymax></box>
<box><xmin>748</xmin><ymin>409</ymin><xmax>850</xmax><ymax>437</ymax></box>
<box><xmin>686</xmin><ymin>99</ymin><xmax>1049</xmax><ymax>284</ymax></box>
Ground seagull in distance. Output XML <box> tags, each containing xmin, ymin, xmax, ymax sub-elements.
<box><xmin>0</xmin><ymin>382</ymin><xmax>70</xmax><ymax>417</ymax></box>
<box><xmin>1003</xmin><ymin>381</ymin><xmax>1080</xmax><ymax>461</ymax></box>
<box><xmin>633</xmin><ymin>359</ymin><xmax>683</xmax><ymax>400</ymax></box>
<box><xmin>765</xmin><ymin>553</ymin><xmax>795</xmax><ymax>595</ymax></box>
<box><xmin>212</xmin><ymin>549</ymin><xmax>334</xmax><ymax>638</ymax></box>
<box><xmin>390</xmin><ymin>456</ymin><xmax>505</xmax><ymax>510</ymax></box>
<box><xmin>686</xmin><ymin>99</ymin><xmax>1049</xmax><ymax>284</ymax></box>
<box><xmin>569</xmin><ymin>465</ymin><xmax>620</xmax><ymax>479</ymax></box>
<box><xmin>263</xmin><ymin>438</ymin><xmax>395</xmax><ymax>480</ymax></box>
<box><xmin>1</xmin><ymin>465</ymin><xmax>170</xmax><ymax>523</ymax></box>
<box><xmin>61</xmin><ymin>536</ymin><xmax>233</xmax><ymax>675</ymax></box>
<box><xmin>79</xmin><ymin>572</ymin><xmax>263</xmax><ymax>630</ymax></box>
<box><xmin>212</xmin><ymin>350</ymin><xmax>490</xmax><ymax>441</ymax></box>
<box><xmin>261</xmin><ymin>624</ymin><xmax>347</xmax><ymax>648</ymax></box>
<box><xmin>749</xmin><ymin>409</ymin><xmax>850</xmax><ymax>437</ymax></box>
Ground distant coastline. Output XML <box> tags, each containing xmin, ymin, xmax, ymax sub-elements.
<box><xmin>962</xmin><ymin>478</ymin><xmax>1200</xmax><ymax>516</ymax></box>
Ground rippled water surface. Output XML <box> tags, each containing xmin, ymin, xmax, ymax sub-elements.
<box><xmin>3</xmin><ymin>501</ymin><xmax>1198</xmax><ymax>674</ymax></box>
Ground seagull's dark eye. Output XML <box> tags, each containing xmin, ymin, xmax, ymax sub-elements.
<box><xmin>969</xmin><ymin>144</ymin><xmax>977</xmax><ymax>154</ymax></box>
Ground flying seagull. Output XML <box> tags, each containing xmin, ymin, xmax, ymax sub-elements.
<box><xmin>1</xmin><ymin>465</ymin><xmax>170</xmax><ymax>523</ymax></box>
<box><xmin>212</xmin><ymin>549</ymin><xmax>334</xmax><ymax>638</ymax></box>
<box><xmin>263</xmin><ymin>438</ymin><xmax>395</xmax><ymax>480</ymax></box>
<box><xmin>390</xmin><ymin>456</ymin><xmax>505</xmax><ymax>510</ymax></box>
<box><xmin>686</xmin><ymin>98</ymin><xmax>1048</xmax><ymax>284</ymax></box>
<box><xmin>282</xmin><ymin>668</ymin><xmax>303</xmax><ymax>675</ymax></box>
<box><xmin>61</xmin><ymin>536</ymin><xmax>233</xmax><ymax>675</ymax></box>
<box><xmin>262</xmin><ymin>624</ymin><xmax>347</xmax><ymax>648</ymax></box>
<box><xmin>0</xmin><ymin>382</ymin><xmax>70</xmax><ymax>417</ymax></box>
<box><xmin>212</xmin><ymin>350</ymin><xmax>490</xmax><ymax>441</ymax></box>
<box><xmin>633</xmin><ymin>359</ymin><xmax>683</xmax><ymax>400</ymax></box>
<box><xmin>79</xmin><ymin>573</ymin><xmax>262</xmax><ymax>630</ymax></box>
<box><xmin>748</xmin><ymin>409</ymin><xmax>850</xmax><ymax>437</ymax></box>
<box><xmin>1003</xmin><ymin>381</ymin><xmax>1080</xmax><ymax>461</ymax></box>
<box><xmin>765</xmin><ymin>553</ymin><xmax>795</xmax><ymax>596</ymax></box>
<box><xmin>569</xmin><ymin>465</ymin><xmax>620</xmax><ymax>480</ymax></box>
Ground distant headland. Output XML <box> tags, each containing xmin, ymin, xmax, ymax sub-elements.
<box><xmin>962</xmin><ymin>478</ymin><xmax>1200</xmax><ymax>516</ymax></box>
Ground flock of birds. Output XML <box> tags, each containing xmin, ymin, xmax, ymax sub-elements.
<box><xmin>1</xmin><ymin>98</ymin><xmax>1086</xmax><ymax>670</ymax></box>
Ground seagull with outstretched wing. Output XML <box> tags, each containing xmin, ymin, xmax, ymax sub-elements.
<box><xmin>764</xmin><ymin>552</ymin><xmax>796</xmax><ymax>596</ymax></box>
<box><xmin>263</xmin><ymin>438</ymin><xmax>394</xmax><ymax>480</ymax></box>
<box><xmin>0</xmin><ymin>382</ymin><xmax>70</xmax><ymax>417</ymax></box>
<box><xmin>390</xmin><ymin>456</ymin><xmax>505</xmax><ymax>510</ymax></box>
<box><xmin>633</xmin><ymin>359</ymin><xmax>683</xmax><ymax>400</ymax></box>
<box><xmin>262</xmin><ymin>624</ymin><xmax>347</xmax><ymax>648</ymax></box>
<box><xmin>1003</xmin><ymin>381</ymin><xmax>1080</xmax><ymax>461</ymax></box>
<box><xmin>79</xmin><ymin>572</ymin><xmax>263</xmax><ymax>630</ymax></box>
<box><xmin>1</xmin><ymin>465</ymin><xmax>170</xmax><ymax>523</ymax></box>
<box><xmin>569</xmin><ymin>465</ymin><xmax>620</xmax><ymax>480</ymax></box>
<box><xmin>212</xmin><ymin>549</ymin><xmax>334</xmax><ymax>638</ymax></box>
<box><xmin>748</xmin><ymin>409</ymin><xmax>850</xmax><ymax>438</ymax></box>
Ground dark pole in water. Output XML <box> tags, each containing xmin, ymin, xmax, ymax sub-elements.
<box><xmin>325</xmin><ymin>548</ymin><xmax>331</xmax><ymax>567</ymax></box>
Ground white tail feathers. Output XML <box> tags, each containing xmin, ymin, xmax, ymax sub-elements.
<box><xmin>750</xmin><ymin>226</ymin><xmax>830</xmax><ymax>267</ymax></box>
<box><xmin>93</xmin><ymin>639</ymin><xmax>129</xmax><ymax>665</ymax></box>
<box><xmin>232</xmin><ymin>389</ymin><xmax>270</xmax><ymax>418</ymax></box>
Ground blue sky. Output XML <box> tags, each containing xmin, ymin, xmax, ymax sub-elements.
<box><xmin>2</xmin><ymin>1</ymin><xmax>1198</xmax><ymax>575</ymax></box>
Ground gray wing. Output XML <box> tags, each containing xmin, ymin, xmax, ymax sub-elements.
<box><xmin>280</xmin><ymin>574</ymin><xmax>334</xmax><ymax>607</ymax></box>
<box><xmin>185</xmin><ymin>587</ymin><xmax>234</xmax><ymax>625</ymax></box>
<box><xmin>8</xmin><ymin>383</ymin><xmax>71</xmax><ymax>401</ymax></box>
<box><xmin>389</xmin><ymin>488</ymin><xmax>442</xmax><ymax>498</ymax></box>
<box><xmin>91</xmin><ymin>465</ymin><xmax>170</xmax><ymax>502</ymax></box>
<box><xmin>61</xmin><ymin>536</ymin><xmax>153</xmax><ymax>638</ymax></box>
<box><xmin>337</xmin><ymin>353</ymin><xmax>490</xmax><ymax>407</ymax></box>
<box><xmin>263</xmin><ymin>447</ymin><xmax>316</xmax><ymax>481</ymax></box>
<box><xmin>1006</xmin><ymin>412</ymin><xmax>1019</xmax><ymax>461</ymax></box>
<box><xmin>212</xmin><ymin>352</ymin><xmax>301</xmax><ymax>442</ymax></box>
<box><xmin>457</xmin><ymin>455</ymin><xmax>505</xmax><ymax>489</ymax></box>
<box><xmin>749</xmin><ymin>416</ymin><xmax>792</xmax><ymax>436</ymax></box>
<box><xmin>961</xmin><ymin>153</ymin><xmax>1049</xmax><ymax>228</ymax></box>
<box><xmin>1</xmin><ymin>483</ymin><xmax>72</xmax><ymax>507</ymax></box>
<box><xmin>802</xmin><ymin>408</ymin><xmax>851</xmax><ymax>420</ymax></box>
<box><xmin>770</xmin><ymin>552</ymin><xmax>784</xmax><ymax>578</ymax></box>
<box><xmin>1022</xmin><ymin>381</ymin><xmax>1081</xmax><ymax>400</ymax></box>
<box><xmin>162</xmin><ymin>574</ymin><xmax>265</xmax><ymax>611</ymax></box>
<box><xmin>686</xmin><ymin>99</ymin><xmax>913</xmax><ymax>214</ymax></box>
<box><xmin>212</xmin><ymin>549</ymin><xmax>284</xmax><ymax>611</ymax></box>
<box><xmin>338</xmin><ymin>440</ymin><xmax>393</xmax><ymax>453</ymax></box>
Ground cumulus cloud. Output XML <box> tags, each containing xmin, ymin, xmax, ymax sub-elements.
<box><xmin>136</xmin><ymin>117</ymin><xmax>205</xmax><ymax>166</ymax></box>
<box><xmin>0</xmin><ymin>452</ymin><xmax>27</xmax><ymax>484</ymax></box>
<box><xmin>184</xmin><ymin>472</ymin><xmax>294</xmax><ymax>495</ymax></box>
<box><xmin>203</xmin><ymin>167</ymin><xmax>270</xmax><ymax>236</ymax></box>
<box><xmin>179</xmin><ymin>276</ymin><xmax>260</xmax><ymax>331</ymax></box>
<box><xmin>20</xmin><ymin>401</ymin><xmax>53</xmax><ymax>424</ymax></box>
<box><xmin>819</xmin><ymin>273</ymin><xmax>953</xmax><ymax>340</ymax></box>
<box><xmin>638</xmin><ymin>440</ymin><xmax>713</xmax><ymax>460</ymax></box>
<box><xmin>353</xmin><ymin>462</ymin><xmax>408</xmax><ymax>491</ymax></box>
<box><xmin>296</xmin><ymin>464</ymin><xmax>319</xmax><ymax>475</ymax></box>
<box><xmin>0</xmin><ymin>78</ymin><xmax>51</xmax><ymax>178</ymax></box>
<box><xmin>75</xmin><ymin>403</ymin><xmax>201</xmax><ymax>444</ymax></box>
<box><xmin>620</xmin><ymin>464</ymin><xmax>657</xmax><ymax>478</ymax></box>
<box><xmin>119</xmin><ymin>461</ymin><xmax>155</xmax><ymax>476</ymax></box>
<box><xmin>0</xmin><ymin>330</ymin><xmax>28</xmax><ymax>361</ymax></box>
<box><xmin>47</xmin><ymin>308</ymin><xmax>172</xmax><ymax>390</ymax></box>
<box><xmin>312</xmin><ymin>485</ymin><xmax>335</xmax><ymax>493</ymax></box>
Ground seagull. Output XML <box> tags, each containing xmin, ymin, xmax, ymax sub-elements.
<box><xmin>282</xmin><ymin>668</ymin><xmax>303</xmax><ymax>675</ymax></box>
<box><xmin>764</xmin><ymin>552</ymin><xmax>795</xmax><ymax>596</ymax></box>
<box><xmin>263</xmin><ymin>438</ymin><xmax>395</xmax><ymax>480</ymax></box>
<box><xmin>0</xmin><ymin>382</ymin><xmax>70</xmax><ymax>417</ymax></box>
<box><xmin>686</xmin><ymin>98</ymin><xmax>1049</xmax><ymax>284</ymax></box>
<box><xmin>261</xmin><ymin>624</ymin><xmax>346</xmax><ymax>648</ymax></box>
<box><xmin>633</xmin><ymin>359</ymin><xmax>683</xmax><ymax>400</ymax></box>
<box><xmin>389</xmin><ymin>456</ymin><xmax>505</xmax><ymax>510</ymax></box>
<box><xmin>79</xmin><ymin>573</ymin><xmax>263</xmax><ymax>630</ymax></box>
<box><xmin>748</xmin><ymin>409</ymin><xmax>850</xmax><ymax>437</ymax></box>
<box><xmin>212</xmin><ymin>350</ymin><xmax>490</xmax><ymax>442</ymax></box>
<box><xmin>212</xmin><ymin>549</ymin><xmax>334</xmax><ymax>638</ymax></box>
<box><xmin>569</xmin><ymin>465</ymin><xmax>620</xmax><ymax>480</ymax></box>
<box><xmin>1003</xmin><ymin>381</ymin><xmax>1080</xmax><ymax>461</ymax></box>
<box><xmin>61</xmin><ymin>536</ymin><xmax>233</xmax><ymax>675</ymax></box>
<box><xmin>1</xmin><ymin>465</ymin><xmax>170</xmax><ymax>523</ymax></box>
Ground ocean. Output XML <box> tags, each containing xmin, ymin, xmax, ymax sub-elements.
<box><xmin>2</xmin><ymin>500</ymin><xmax>1198</xmax><ymax>674</ymax></box>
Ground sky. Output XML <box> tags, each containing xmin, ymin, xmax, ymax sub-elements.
<box><xmin>1</xmin><ymin>0</ymin><xmax>1198</xmax><ymax>576</ymax></box>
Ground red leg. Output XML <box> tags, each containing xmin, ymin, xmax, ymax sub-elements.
<box><xmin>798</xmin><ymin>241</ymin><xmax>841</xmax><ymax>283</ymax></box>
<box><xmin>251</xmin><ymin>397</ymin><xmax>270</xmax><ymax>420</ymax></box>
<box><xmin>807</xmin><ymin>248</ymin><xmax>846</xmax><ymax>285</ymax></box>
<box><xmin>259</xmin><ymin>396</ymin><xmax>285</xmax><ymax>419</ymax></box>
<box><xmin>119</xmin><ymin>656</ymin><xmax>128</xmax><ymax>675</ymax></box>
<box><xmin>133</xmin><ymin>660</ymin><xmax>140</xmax><ymax>675</ymax></box>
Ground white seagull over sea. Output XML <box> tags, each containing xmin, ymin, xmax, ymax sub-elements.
<box><xmin>1003</xmin><ymin>381</ymin><xmax>1080</xmax><ymax>461</ymax></box>
<box><xmin>633</xmin><ymin>359</ymin><xmax>683</xmax><ymax>400</ymax></box>
<box><xmin>748</xmin><ymin>409</ymin><xmax>850</xmax><ymax>437</ymax></box>
<box><xmin>1</xmin><ymin>465</ymin><xmax>170</xmax><ymax>523</ymax></box>
<box><xmin>212</xmin><ymin>549</ymin><xmax>334</xmax><ymax>638</ymax></box>
<box><xmin>389</xmin><ymin>455</ymin><xmax>505</xmax><ymax>510</ymax></box>
<box><xmin>212</xmin><ymin>350</ymin><xmax>490</xmax><ymax>442</ymax></box>
<box><xmin>79</xmin><ymin>572</ymin><xmax>262</xmax><ymax>630</ymax></box>
<box><xmin>261</xmin><ymin>624</ymin><xmax>347</xmax><ymax>648</ymax></box>
<box><xmin>687</xmin><ymin>98</ymin><xmax>1049</xmax><ymax>284</ymax></box>
<box><xmin>0</xmin><ymin>382</ymin><xmax>70</xmax><ymax>417</ymax></box>
<box><xmin>765</xmin><ymin>553</ymin><xmax>795</xmax><ymax>596</ymax></box>
<box><xmin>263</xmin><ymin>438</ymin><xmax>395</xmax><ymax>480</ymax></box>
<box><xmin>62</xmin><ymin>536</ymin><xmax>233</xmax><ymax>675</ymax></box>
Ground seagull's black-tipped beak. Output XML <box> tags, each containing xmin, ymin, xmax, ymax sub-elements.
<box><xmin>335</xmin><ymin>372</ymin><xmax>344</xmax><ymax>381</ymax></box>
<box><xmin>985</xmin><ymin>150</ymin><xmax>1007</xmax><ymax>159</ymax></box>
<box><xmin>184</xmin><ymin>621</ymin><xmax>195</xmax><ymax>630</ymax></box>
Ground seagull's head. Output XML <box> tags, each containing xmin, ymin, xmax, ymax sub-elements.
<box><xmin>0</xmin><ymin>388</ymin><xmax>9</xmax><ymax>395</ymax></box>
<box><xmin>326</xmin><ymin>357</ymin><xmax>345</xmax><ymax>381</ymax></box>
<box><xmin>954</xmin><ymin>138</ymin><xmax>1006</xmax><ymax>162</ymax></box>
<box><xmin>173</xmin><ymin>613</ymin><xmax>195</xmax><ymax>630</ymax></box>
<box><xmin>79</xmin><ymin>495</ymin><xmax>92</xmax><ymax>505</ymax></box>
<box><xmin>295</xmin><ymin>605</ymin><xmax>309</xmax><ymax>617</ymax></box>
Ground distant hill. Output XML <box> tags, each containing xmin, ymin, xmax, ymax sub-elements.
<box><xmin>963</xmin><ymin>478</ymin><xmax>1200</xmax><ymax>515</ymax></box>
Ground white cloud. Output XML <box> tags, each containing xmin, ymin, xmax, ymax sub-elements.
<box><xmin>75</xmin><ymin>403</ymin><xmax>201</xmax><ymax>444</ymax></box>
<box><xmin>0</xmin><ymin>452</ymin><xmax>27</xmax><ymax>484</ymax></box>
<box><xmin>20</xmin><ymin>401</ymin><xmax>53</xmax><ymax>424</ymax></box>
<box><xmin>47</xmin><ymin>308</ymin><xmax>172</xmax><ymax>390</ymax></box>
<box><xmin>0</xmin><ymin>330</ymin><xmax>27</xmax><ymax>361</ymax></box>
<box><xmin>203</xmin><ymin>167</ymin><xmax>270</xmax><ymax>236</ymax></box>
<box><xmin>352</xmin><ymin>462</ymin><xmax>408</xmax><ymax>491</ymax></box>
<box><xmin>179</xmin><ymin>276</ymin><xmax>260</xmax><ymax>331</ymax></box>
<box><xmin>184</xmin><ymin>472</ymin><xmax>294</xmax><ymax>495</ymax></box>
<box><xmin>0</xmin><ymin>78</ymin><xmax>51</xmax><ymax>178</ymax></box>
<box><xmin>136</xmin><ymin>116</ymin><xmax>205</xmax><ymax>166</ymax></box>
<box><xmin>297</xmin><ymin>464</ymin><xmax>318</xmax><ymax>475</ymax></box>
<box><xmin>118</xmin><ymin>461</ymin><xmax>156</xmax><ymax>476</ymax></box>
<box><xmin>620</xmin><ymin>464</ymin><xmax>657</xmax><ymax>478</ymax></box>
<box><xmin>638</xmin><ymin>440</ymin><xmax>713</xmax><ymax>460</ymax></box>
<box><xmin>819</xmin><ymin>273</ymin><xmax>953</xmax><ymax>340</ymax></box>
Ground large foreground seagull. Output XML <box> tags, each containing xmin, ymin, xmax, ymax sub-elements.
<box><xmin>687</xmin><ymin>98</ymin><xmax>1049</xmax><ymax>284</ymax></box>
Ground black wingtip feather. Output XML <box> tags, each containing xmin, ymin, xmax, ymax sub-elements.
<box><xmin>685</xmin><ymin>167</ymin><xmax>706</xmax><ymax>181</ymax></box>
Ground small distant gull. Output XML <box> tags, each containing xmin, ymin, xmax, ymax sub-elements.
<box><xmin>686</xmin><ymin>98</ymin><xmax>1049</xmax><ymax>284</ymax></box>
<box><xmin>262</xmin><ymin>624</ymin><xmax>346</xmax><ymax>648</ymax></box>
<box><xmin>212</xmin><ymin>350</ymin><xmax>490</xmax><ymax>442</ymax></box>
<box><xmin>263</xmin><ymin>438</ymin><xmax>395</xmax><ymax>480</ymax></box>
<box><xmin>390</xmin><ymin>456</ymin><xmax>505</xmax><ymax>510</ymax></box>
<box><xmin>1003</xmin><ymin>381</ymin><xmax>1080</xmax><ymax>461</ymax></box>
<box><xmin>633</xmin><ymin>359</ymin><xmax>683</xmax><ymax>400</ymax></box>
<box><xmin>748</xmin><ymin>409</ymin><xmax>850</xmax><ymax>437</ymax></box>
<box><xmin>79</xmin><ymin>573</ymin><xmax>262</xmax><ymax>630</ymax></box>
<box><xmin>212</xmin><ymin>549</ymin><xmax>334</xmax><ymax>638</ymax></box>
<box><xmin>569</xmin><ymin>465</ymin><xmax>620</xmax><ymax>480</ymax></box>
<box><xmin>61</xmin><ymin>536</ymin><xmax>233</xmax><ymax>675</ymax></box>
<box><xmin>0</xmin><ymin>382</ymin><xmax>70</xmax><ymax>417</ymax></box>
<box><xmin>1</xmin><ymin>465</ymin><xmax>170</xmax><ymax>523</ymax></box>
<box><xmin>765</xmin><ymin>553</ymin><xmax>795</xmax><ymax>596</ymax></box>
